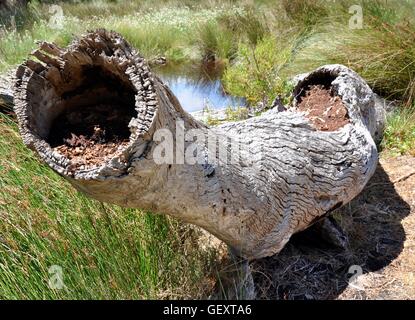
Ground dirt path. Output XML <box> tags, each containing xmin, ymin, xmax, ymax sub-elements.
<box><xmin>250</xmin><ymin>155</ymin><xmax>415</xmax><ymax>300</ymax></box>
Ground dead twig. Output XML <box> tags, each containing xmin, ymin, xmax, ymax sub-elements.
<box><xmin>392</xmin><ymin>171</ymin><xmax>415</xmax><ymax>184</ymax></box>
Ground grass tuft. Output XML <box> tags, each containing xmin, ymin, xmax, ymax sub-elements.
<box><xmin>382</xmin><ymin>105</ymin><xmax>415</xmax><ymax>156</ymax></box>
<box><xmin>223</xmin><ymin>36</ymin><xmax>294</xmax><ymax>107</ymax></box>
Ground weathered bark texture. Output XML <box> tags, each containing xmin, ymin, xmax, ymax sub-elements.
<box><xmin>13</xmin><ymin>30</ymin><xmax>383</xmax><ymax>260</ymax></box>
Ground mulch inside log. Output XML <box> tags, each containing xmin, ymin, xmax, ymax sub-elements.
<box><xmin>49</xmin><ymin>103</ymin><xmax>133</xmax><ymax>169</ymax></box>
<box><xmin>296</xmin><ymin>85</ymin><xmax>349</xmax><ymax>131</ymax></box>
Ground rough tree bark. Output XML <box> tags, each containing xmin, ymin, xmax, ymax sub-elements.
<box><xmin>13</xmin><ymin>30</ymin><xmax>384</xmax><ymax>260</ymax></box>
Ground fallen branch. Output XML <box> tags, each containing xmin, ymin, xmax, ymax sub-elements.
<box><xmin>392</xmin><ymin>171</ymin><xmax>415</xmax><ymax>184</ymax></box>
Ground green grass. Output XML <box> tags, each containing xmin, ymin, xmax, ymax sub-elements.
<box><xmin>195</xmin><ymin>20</ymin><xmax>237</xmax><ymax>63</ymax></box>
<box><xmin>0</xmin><ymin>1</ymin><xmax>253</xmax><ymax>72</ymax></box>
<box><xmin>382</xmin><ymin>105</ymin><xmax>415</xmax><ymax>156</ymax></box>
<box><xmin>0</xmin><ymin>115</ymin><xmax>218</xmax><ymax>299</ymax></box>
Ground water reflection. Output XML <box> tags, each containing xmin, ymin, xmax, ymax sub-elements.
<box><xmin>154</xmin><ymin>64</ymin><xmax>246</xmax><ymax>112</ymax></box>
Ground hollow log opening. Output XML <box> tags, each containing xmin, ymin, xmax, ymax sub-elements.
<box><xmin>47</xmin><ymin>65</ymin><xmax>137</xmax><ymax>168</ymax></box>
<box><xmin>293</xmin><ymin>72</ymin><xmax>349</xmax><ymax>131</ymax></box>
<box><xmin>296</xmin><ymin>85</ymin><xmax>350</xmax><ymax>131</ymax></box>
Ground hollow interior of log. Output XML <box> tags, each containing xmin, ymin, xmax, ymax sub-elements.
<box><xmin>46</xmin><ymin>65</ymin><xmax>137</xmax><ymax>168</ymax></box>
<box><xmin>295</xmin><ymin>73</ymin><xmax>349</xmax><ymax>131</ymax></box>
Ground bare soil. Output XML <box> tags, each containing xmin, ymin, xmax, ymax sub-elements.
<box><xmin>49</xmin><ymin>104</ymin><xmax>132</xmax><ymax>169</ymax></box>
<box><xmin>296</xmin><ymin>85</ymin><xmax>349</xmax><ymax>131</ymax></box>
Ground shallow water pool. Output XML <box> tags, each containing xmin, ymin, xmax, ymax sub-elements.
<box><xmin>154</xmin><ymin>64</ymin><xmax>246</xmax><ymax>112</ymax></box>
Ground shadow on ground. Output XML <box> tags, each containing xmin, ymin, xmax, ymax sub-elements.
<box><xmin>250</xmin><ymin>160</ymin><xmax>412</xmax><ymax>300</ymax></box>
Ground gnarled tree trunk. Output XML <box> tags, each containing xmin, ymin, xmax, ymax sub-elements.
<box><xmin>13</xmin><ymin>30</ymin><xmax>383</xmax><ymax>260</ymax></box>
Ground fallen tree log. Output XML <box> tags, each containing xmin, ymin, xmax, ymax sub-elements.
<box><xmin>13</xmin><ymin>30</ymin><xmax>384</xmax><ymax>260</ymax></box>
